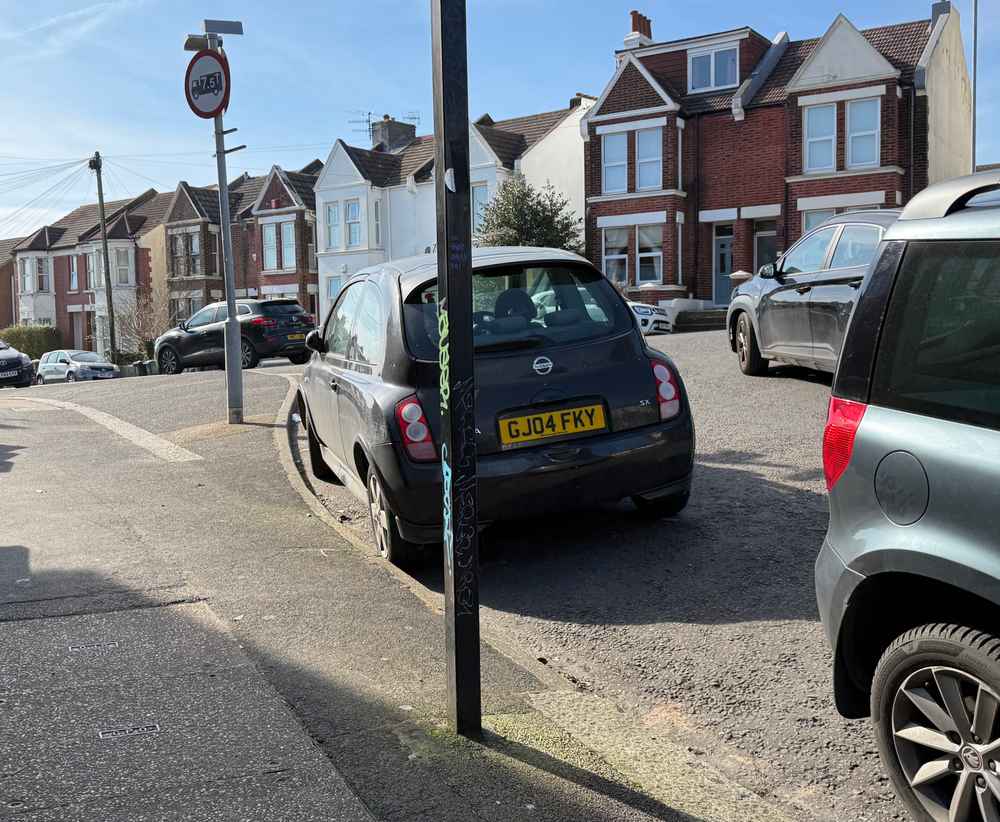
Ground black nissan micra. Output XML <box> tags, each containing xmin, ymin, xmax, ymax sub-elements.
<box><xmin>297</xmin><ymin>246</ymin><xmax>695</xmax><ymax>564</ymax></box>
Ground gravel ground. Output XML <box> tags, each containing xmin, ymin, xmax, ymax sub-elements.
<box><xmin>311</xmin><ymin>329</ymin><xmax>905</xmax><ymax>822</ymax></box>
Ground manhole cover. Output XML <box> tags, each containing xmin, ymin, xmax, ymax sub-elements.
<box><xmin>98</xmin><ymin>724</ymin><xmax>159</xmax><ymax>740</ymax></box>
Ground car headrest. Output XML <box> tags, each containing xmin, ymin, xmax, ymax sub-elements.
<box><xmin>495</xmin><ymin>288</ymin><xmax>537</xmax><ymax>322</ymax></box>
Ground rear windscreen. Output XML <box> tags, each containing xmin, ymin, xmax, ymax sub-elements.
<box><xmin>871</xmin><ymin>240</ymin><xmax>1000</xmax><ymax>430</ymax></box>
<box><xmin>402</xmin><ymin>263</ymin><xmax>632</xmax><ymax>360</ymax></box>
<box><xmin>261</xmin><ymin>301</ymin><xmax>305</xmax><ymax>316</ymax></box>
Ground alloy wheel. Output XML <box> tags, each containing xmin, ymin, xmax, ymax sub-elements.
<box><xmin>160</xmin><ymin>349</ymin><xmax>178</xmax><ymax>374</ymax></box>
<box><xmin>892</xmin><ymin>665</ymin><xmax>1000</xmax><ymax>822</ymax></box>
<box><xmin>737</xmin><ymin>325</ymin><xmax>748</xmax><ymax>368</ymax></box>
<box><xmin>240</xmin><ymin>342</ymin><xmax>253</xmax><ymax>369</ymax></box>
<box><xmin>367</xmin><ymin>472</ymin><xmax>390</xmax><ymax>559</ymax></box>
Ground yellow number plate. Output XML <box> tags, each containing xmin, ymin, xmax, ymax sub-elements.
<box><xmin>287</xmin><ymin>333</ymin><xmax>305</xmax><ymax>340</ymax></box>
<box><xmin>499</xmin><ymin>404</ymin><xmax>606</xmax><ymax>447</ymax></box>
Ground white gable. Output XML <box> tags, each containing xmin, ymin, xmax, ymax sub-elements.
<box><xmin>469</xmin><ymin>127</ymin><xmax>499</xmax><ymax>167</ymax></box>
<box><xmin>315</xmin><ymin>141</ymin><xmax>366</xmax><ymax>191</ymax></box>
<box><xmin>787</xmin><ymin>15</ymin><xmax>900</xmax><ymax>93</ymax></box>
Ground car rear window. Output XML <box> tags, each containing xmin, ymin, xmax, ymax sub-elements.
<box><xmin>871</xmin><ymin>240</ymin><xmax>1000</xmax><ymax>430</ymax></box>
<box><xmin>261</xmin><ymin>300</ymin><xmax>305</xmax><ymax>316</ymax></box>
<box><xmin>402</xmin><ymin>263</ymin><xmax>632</xmax><ymax>359</ymax></box>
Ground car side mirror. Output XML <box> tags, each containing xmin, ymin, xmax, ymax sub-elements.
<box><xmin>305</xmin><ymin>329</ymin><xmax>326</xmax><ymax>354</ymax></box>
<box><xmin>178</xmin><ymin>319</ymin><xmax>188</xmax><ymax>331</ymax></box>
<box><xmin>758</xmin><ymin>263</ymin><xmax>777</xmax><ymax>279</ymax></box>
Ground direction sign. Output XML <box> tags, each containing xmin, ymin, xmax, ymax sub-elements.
<box><xmin>184</xmin><ymin>49</ymin><xmax>230</xmax><ymax>119</ymax></box>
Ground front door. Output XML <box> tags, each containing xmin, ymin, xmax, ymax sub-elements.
<box><xmin>713</xmin><ymin>225</ymin><xmax>734</xmax><ymax>305</ymax></box>
<box><xmin>72</xmin><ymin>314</ymin><xmax>84</xmax><ymax>349</ymax></box>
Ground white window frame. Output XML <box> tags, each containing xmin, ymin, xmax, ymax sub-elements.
<box><xmin>35</xmin><ymin>257</ymin><xmax>49</xmax><ymax>293</ymax></box>
<box><xmin>802</xmin><ymin>208</ymin><xmax>837</xmax><ymax>233</ymax></box>
<box><xmin>804</xmin><ymin>104</ymin><xmax>837</xmax><ymax>174</ymax></box>
<box><xmin>753</xmin><ymin>225</ymin><xmax>778</xmax><ymax>273</ymax></box>
<box><xmin>677</xmin><ymin>126</ymin><xmax>683</xmax><ymax>190</ymax></box>
<box><xmin>18</xmin><ymin>259</ymin><xmax>30</xmax><ymax>294</ymax></box>
<box><xmin>602</xmin><ymin>227</ymin><xmax>628</xmax><ymax>284</ymax></box>
<box><xmin>326</xmin><ymin>202</ymin><xmax>341</xmax><ymax>250</ymax></box>
<box><xmin>472</xmin><ymin>183</ymin><xmax>489</xmax><ymax>232</ymax></box>
<box><xmin>636</xmin><ymin>128</ymin><xmax>662</xmax><ymax>192</ymax></box>
<box><xmin>636</xmin><ymin>225</ymin><xmax>663</xmax><ymax>284</ymax></box>
<box><xmin>281</xmin><ymin>221</ymin><xmax>295</xmax><ymax>270</ymax></box>
<box><xmin>847</xmin><ymin>98</ymin><xmax>881</xmax><ymax>169</ymax></box>
<box><xmin>373</xmin><ymin>199</ymin><xmax>381</xmax><ymax>246</ymax></box>
<box><xmin>69</xmin><ymin>255</ymin><xmax>78</xmax><ymax>291</ymax></box>
<box><xmin>676</xmin><ymin>223</ymin><xmax>683</xmax><ymax>286</ymax></box>
<box><xmin>114</xmin><ymin>248</ymin><xmax>131</xmax><ymax>286</ymax></box>
<box><xmin>86</xmin><ymin>252</ymin><xmax>96</xmax><ymax>289</ymax></box>
<box><xmin>687</xmin><ymin>43</ymin><xmax>739</xmax><ymax>93</ymax></box>
<box><xmin>601</xmin><ymin>133</ymin><xmax>627</xmax><ymax>195</ymax></box>
<box><xmin>262</xmin><ymin>223</ymin><xmax>278</xmax><ymax>271</ymax></box>
<box><xmin>345</xmin><ymin>199</ymin><xmax>362</xmax><ymax>248</ymax></box>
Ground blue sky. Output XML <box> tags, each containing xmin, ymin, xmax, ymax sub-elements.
<box><xmin>0</xmin><ymin>0</ymin><xmax>992</xmax><ymax>238</ymax></box>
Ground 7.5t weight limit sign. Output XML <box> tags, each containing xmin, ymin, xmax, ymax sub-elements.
<box><xmin>184</xmin><ymin>49</ymin><xmax>230</xmax><ymax>119</ymax></box>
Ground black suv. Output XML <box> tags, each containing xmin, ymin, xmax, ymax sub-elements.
<box><xmin>154</xmin><ymin>299</ymin><xmax>315</xmax><ymax>374</ymax></box>
<box><xmin>0</xmin><ymin>340</ymin><xmax>34</xmax><ymax>388</ymax></box>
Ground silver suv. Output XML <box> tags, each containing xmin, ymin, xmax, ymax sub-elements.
<box><xmin>816</xmin><ymin>171</ymin><xmax>1000</xmax><ymax>822</ymax></box>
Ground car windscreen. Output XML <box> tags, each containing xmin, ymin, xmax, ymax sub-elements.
<box><xmin>72</xmin><ymin>352</ymin><xmax>102</xmax><ymax>363</ymax></box>
<box><xmin>260</xmin><ymin>301</ymin><xmax>305</xmax><ymax>316</ymax></box>
<box><xmin>402</xmin><ymin>263</ymin><xmax>632</xmax><ymax>359</ymax></box>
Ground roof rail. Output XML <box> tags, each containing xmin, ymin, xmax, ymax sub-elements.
<box><xmin>900</xmin><ymin>171</ymin><xmax>1000</xmax><ymax>220</ymax></box>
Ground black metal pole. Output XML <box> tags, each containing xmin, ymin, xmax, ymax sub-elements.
<box><xmin>430</xmin><ymin>0</ymin><xmax>481</xmax><ymax>738</ymax></box>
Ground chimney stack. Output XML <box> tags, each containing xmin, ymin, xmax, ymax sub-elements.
<box><xmin>625</xmin><ymin>10</ymin><xmax>653</xmax><ymax>49</ymax></box>
<box><xmin>930</xmin><ymin>0</ymin><xmax>951</xmax><ymax>29</ymax></box>
<box><xmin>370</xmin><ymin>114</ymin><xmax>416</xmax><ymax>152</ymax></box>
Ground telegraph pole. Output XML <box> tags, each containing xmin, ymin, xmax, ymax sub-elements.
<box><xmin>431</xmin><ymin>0</ymin><xmax>481</xmax><ymax>738</ymax></box>
<box><xmin>89</xmin><ymin>151</ymin><xmax>117</xmax><ymax>359</ymax></box>
<box><xmin>971</xmin><ymin>0</ymin><xmax>978</xmax><ymax>173</ymax></box>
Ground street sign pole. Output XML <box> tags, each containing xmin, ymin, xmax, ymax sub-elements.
<box><xmin>206</xmin><ymin>33</ymin><xmax>243</xmax><ymax>425</ymax></box>
<box><xmin>430</xmin><ymin>0</ymin><xmax>481</xmax><ymax>738</ymax></box>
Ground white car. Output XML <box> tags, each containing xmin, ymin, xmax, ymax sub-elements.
<box><xmin>628</xmin><ymin>302</ymin><xmax>670</xmax><ymax>335</ymax></box>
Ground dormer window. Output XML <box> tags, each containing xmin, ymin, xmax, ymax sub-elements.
<box><xmin>688</xmin><ymin>44</ymin><xmax>738</xmax><ymax>93</ymax></box>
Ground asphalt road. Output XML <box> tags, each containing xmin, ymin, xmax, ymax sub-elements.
<box><xmin>310</xmin><ymin>330</ymin><xmax>903</xmax><ymax>822</ymax></box>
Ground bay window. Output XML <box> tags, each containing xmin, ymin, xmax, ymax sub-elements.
<box><xmin>374</xmin><ymin>199</ymin><xmax>382</xmax><ymax>245</ymax></box>
<box><xmin>326</xmin><ymin>202</ymin><xmax>341</xmax><ymax>249</ymax></box>
<box><xmin>637</xmin><ymin>226</ymin><xmax>663</xmax><ymax>283</ymax></box>
<box><xmin>804</xmin><ymin>104</ymin><xmax>836</xmax><ymax>173</ymax></box>
<box><xmin>689</xmin><ymin>45</ymin><xmax>738</xmax><ymax>92</ymax></box>
<box><xmin>36</xmin><ymin>258</ymin><xmax>49</xmax><ymax>292</ymax></box>
<box><xmin>602</xmin><ymin>227</ymin><xmax>628</xmax><ymax>284</ymax></box>
<box><xmin>281</xmin><ymin>222</ymin><xmax>295</xmax><ymax>268</ymax></box>
<box><xmin>115</xmin><ymin>248</ymin><xmax>130</xmax><ymax>285</ymax></box>
<box><xmin>602</xmin><ymin>133</ymin><xmax>627</xmax><ymax>194</ymax></box>
<box><xmin>262</xmin><ymin>224</ymin><xmax>278</xmax><ymax>270</ymax></box>
<box><xmin>472</xmin><ymin>183</ymin><xmax>488</xmax><ymax>231</ymax></box>
<box><xmin>69</xmin><ymin>256</ymin><xmax>78</xmax><ymax>291</ymax></box>
<box><xmin>18</xmin><ymin>259</ymin><xmax>29</xmax><ymax>294</ymax></box>
<box><xmin>345</xmin><ymin>199</ymin><xmax>361</xmax><ymax>247</ymax></box>
<box><xmin>189</xmin><ymin>233</ymin><xmax>200</xmax><ymax>274</ymax></box>
<box><xmin>87</xmin><ymin>252</ymin><xmax>96</xmax><ymax>288</ymax></box>
<box><xmin>847</xmin><ymin>98</ymin><xmax>880</xmax><ymax>168</ymax></box>
<box><xmin>169</xmin><ymin>236</ymin><xmax>183</xmax><ymax>277</ymax></box>
<box><xmin>636</xmin><ymin>128</ymin><xmax>662</xmax><ymax>191</ymax></box>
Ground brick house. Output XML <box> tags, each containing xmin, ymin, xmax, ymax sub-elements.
<box><xmin>581</xmin><ymin>4</ymin><xmax>971</xmax><ymax>307</ymax></box>
<box><xmin>159</xmin><ymin>161</ymin><xmax>322</xmax><ymax>323</ymax></box>
<box><xmin>0</xmin><ymin>237</ymin><xmax>25</xmax><ymax>328</ymax></box>
<box><xmin>10</xmin><ymin>190</ymin><xmax>173</xmax><ymax>353</ymax></box>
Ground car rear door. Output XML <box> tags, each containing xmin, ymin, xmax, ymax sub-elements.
<box><xmin>808</xmin><ymin>224</ymin><xmax>881</xmax><ymax>371</ymax></box>
<box><xmin>304</xmin><ymin>283</ymin><xmax>364</xmax><ymax>465</ymax></box>
<box><xmin>53</xmin><ymin>351</ymin><xmax>70</xmax><ymax>381</ymax></box>
<box><xmin>177</xmin><ymin>305</ymin><xmax>217</xmax><ymax>365</ymax></box>
<box><xmin>758</xmin><ymin>226</ymin><xmax>839</xmax><ymax>363</ymax></box>
<box><xmin>335</xmin><ymin>283</ymin><xmax>386</xmax><ymax>462</ymax></box>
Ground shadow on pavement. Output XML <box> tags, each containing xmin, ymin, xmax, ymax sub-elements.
<box><xmin>411</xmin><ymin>453</ymin><xmax>826</xmax><ymax>626</ymax></box>
<box><xmin>0</xmin><ymin>544</ymin><xmax>710</xmax><ymax>822</ymax></box>
<box><xmin>766</xmin><ymin>365</ymin><xmax>834</xmax><ymax>387</ymax></box>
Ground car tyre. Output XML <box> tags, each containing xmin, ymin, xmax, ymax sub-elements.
<box><xmin>158</xmin><ymin>347</ymin><xmax>183</xmax><ymax>375</ymax></box>
<box><xmin>66</xmin><ymin>372</ymin><xmax>76</xmax><ymax>382</ymax></box>
<box><xmin>287</xmin><ymin>352</ymin><xmax>310</xmax><ymax>365</ymax></box>
<box><xmin>35</xmin><ymin>374</ymin><xmax>44</xmax><ymax>386</ymax></box>
<box><xmin>736</xmin><ymin>313</ymin><xmax>768</xmax><ymax>376</ymax></box>
<box><xmin>240</xmin><ymin>339</ymin><xmax>259</xmax><ymax>369</ymax></box>
<box><xmin>872</xmin><ymin>623</ymin><xmax>1000</xmax><ymax>822</ymax></box>
<box><xmin>366</xmin><ymin>467</ymin><xmax>416</xmax><ymax>567</ymax></box>
<box><xmin>632</xmin><ymin>491</ymin><xmax>689</xmax><ymax>518</ymax></box>
<box><xmin>298</xmin><ymin>396</ymin><xmax>338</xmax><ymax>483</ymax></box>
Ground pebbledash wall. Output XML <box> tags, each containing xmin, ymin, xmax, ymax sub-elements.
<box><xmin>581</xmin><ymin>5</ymin><xmax>971</xmax><ymax>307</ymax></box>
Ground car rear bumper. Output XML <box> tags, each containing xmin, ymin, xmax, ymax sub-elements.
<box><xmin>373</xmin><ymin>415</ymin><xmax>695</xmax><ymax>543</ymax></box>
<box><xmin>0</xmin><ymin>370</ymin><xmax>33</xmax><ymax>388</ymax></box>
<box><xmin>256</xmin><ymin>334</ymin><xmax>311</xmax><ymax>356</ymax></box>
<box><xmin>815</xmin><ymin>537</ymin><xmax>866</xmax><ymax>651</ymax></box>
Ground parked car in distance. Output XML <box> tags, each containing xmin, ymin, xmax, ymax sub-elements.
<box><xmin>815</xmin><ymin>172</ymin><xmax>1000</xmax><ymax>822</ymax></box>
<box><xmin>628</xmin><ymin>301</ymin><xmax>670</xmax><ymax>335</ymax></box>
<box><xmin>297</xmin><ymin>246</ymin><xmax>695</xmax><ymax>565</ymax></box>
<box><xmin>0</xmin><ymin>340</ymin><xmax>34</xmax><ymax>388</ymax></box>
<box><xmin>154</xmin><ymin>298</ymin><xmax>315</xmax><ymax>374</ymax></box>
<box><xmin>36</xmin><ymin>350</ymin><xmax>118</xmax><ymax>384</ymax></box>
<box><xmin>727</xmin><ymin>210</ymin><xmax>900</xmax><ymax>376</ymax></box>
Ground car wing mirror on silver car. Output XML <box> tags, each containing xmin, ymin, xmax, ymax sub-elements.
<box><xmin>758</xmin><ymin>263</ymin><xmax>777</xmax><ymax>279</ymax></box>
<box><xmin>305</xmin><ymin>329</ymin><xmax>327</xmax><ymax>354</ymax></box>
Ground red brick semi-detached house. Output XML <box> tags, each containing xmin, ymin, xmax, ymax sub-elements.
<box><xmin>581</xmin><ymin>5</ymin><xmax>971</xmax><ymax>314</ymax></box>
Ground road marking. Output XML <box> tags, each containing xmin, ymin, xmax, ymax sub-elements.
<box><xmin>14</xmin><ymin>398</ymin><xmax>202</xmax><ymax>463</ymax></box>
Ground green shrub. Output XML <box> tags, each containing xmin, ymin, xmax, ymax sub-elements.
<box><xmin>0</xmin><ymin>325</ymin><xmax>63</xmax><ymax>359</ymax></box>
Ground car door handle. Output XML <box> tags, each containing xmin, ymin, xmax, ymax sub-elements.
<box><xmin>849</xmin><ymin>280</ymin><xmax>862</xmax><ymax>289</ymax></box>
<box><xmin>796</xmin><ymin>286</ymin><xmax>812</xmax><ymax>295</ymax></box>
<box><xmin>329</xmin><ymin>379</ymin><xmax>339</xmax><ymax>392</ymax></box>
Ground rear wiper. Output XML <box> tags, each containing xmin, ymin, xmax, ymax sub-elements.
<box><xmin>474</xmin><ymin>335</ymin><xmax>548</xmax><ymax>352</ymax></box>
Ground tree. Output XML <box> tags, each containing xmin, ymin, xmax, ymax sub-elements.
<box><xmin>475</xmin><ymin>174</ymin><xmax>583</xmax><ymax>254</ymax></box>
<box><xmin>115</xmin><ymin>287</ymin><xmax>171</xmax><ymax>359</ymax></box>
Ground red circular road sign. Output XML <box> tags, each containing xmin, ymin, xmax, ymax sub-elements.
<box><xmin>184</xmin><ymin>49</ymin><xmax>231</xmax><ymax>119</ymax></box>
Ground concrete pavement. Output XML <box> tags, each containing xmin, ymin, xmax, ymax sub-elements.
<box><xmin>0</xmin><ymin>368</ymin><xmax>797</xmax><ymax>821</ymax></box>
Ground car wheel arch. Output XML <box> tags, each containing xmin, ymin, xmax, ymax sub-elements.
<box><xmin>835</xmin><ymin>565</ymin><xmax>1000</xmax><ymax>718</ymax></box>
<box><xmin>727</xmin><ymin>300</ymin><xmax>757</xmax><ymax>352</ymax></box>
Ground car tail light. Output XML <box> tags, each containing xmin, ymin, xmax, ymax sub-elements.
<box><xmin>301</xmin><ymin>313</ymin><xmax>315</xmax><ymax>326</ymax></box>
<box><xmin>823</xmin><ymin>397</ymin><xmax>867</xmax><ymax>491</ymax></box>
<box><xmin>250</xmin><ymin>316</ymin><xmax>277</xmax><ymax>329</ymax></box>
<box><xmin>396</xmin><ymin>396</ymin><xmax>436</xmax><ymax>462</ymax></box>
<box><xmin>650</xmin><ymin>359</ymin><xmax>681</xmax><ymax>420</ymax></box>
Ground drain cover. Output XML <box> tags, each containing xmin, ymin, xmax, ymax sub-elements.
<box><xmin>98</xmin><ymin>724</ymin><xmax>160</xmax><ymax>740</ymax></box>
<box><xmin>69</xmin><ymin>641</ymin><xmax>120</xmax><ymax>652</ymax></box>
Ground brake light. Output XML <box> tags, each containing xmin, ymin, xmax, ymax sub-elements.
<box><xmin>250</xmin><ymin>316</ymin><xmax>277</xmax><ymax>329</ymax></box>
<box><xmin>822</xmin><ymin>397</ymin><xmax>867</xmax><ymax>491</ymax></box>
<box><xmin>302</xmin><ymin>314</ymin><xmax>315</xmax><ymax>326</ymax></box>
<box><xmin>650</xmin><ymin>359</ymin><xmax>681</xmax><ymax>420</ymax></box>
<box><xmin>395</xmin><ymin>396</ymin><xmax>436</xmax><ymax>462</ymax></box>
